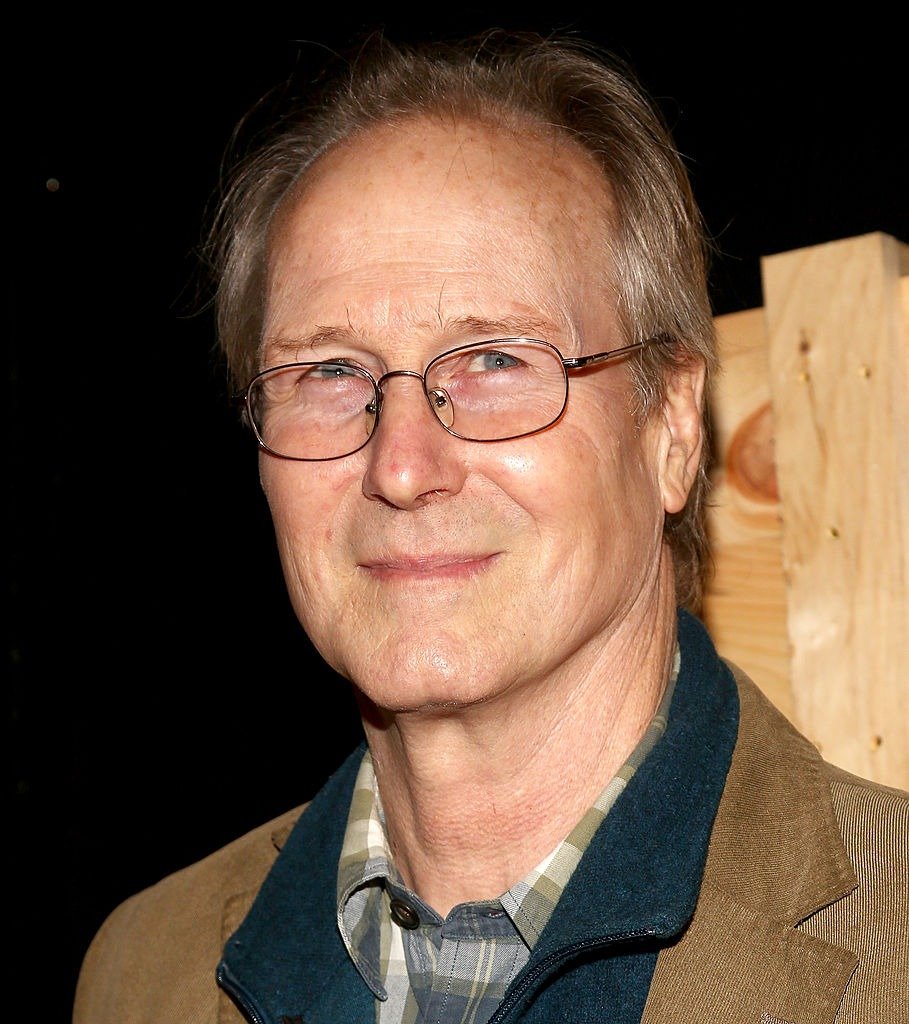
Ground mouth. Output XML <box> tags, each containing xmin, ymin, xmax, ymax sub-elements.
<box><xmin>358</xmin><ymin>552</ymin><xmax>499</xmax><ymax>582</ymax></box>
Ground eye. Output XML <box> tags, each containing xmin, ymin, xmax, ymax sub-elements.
<box><xmin>256</xmin><ymin>361</ymin><xmax>372</xmax><ymax>407</ymax></box>
<box><xmin>307</xmin><ymin>360</ymin><xmax>364</xmax><ymax>379</ymax></box>
<box><xmin>466</xmin><ymin>348</ymin><xmax>522</xmax><ymax>372</ymax></box>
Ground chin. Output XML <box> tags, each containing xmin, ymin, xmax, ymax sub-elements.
<box><xmin>345</xmin><ymin>635</ymin><xmax>507</xmax><ymax>717</ymax></box>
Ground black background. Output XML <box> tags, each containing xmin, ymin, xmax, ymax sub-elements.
<box><xmin>8</xmin><ymin>16</ymin><xmax>908</xmax><ymax>1019</ymax></box>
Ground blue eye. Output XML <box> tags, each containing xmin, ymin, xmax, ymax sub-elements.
<box><xmin>310</xmin><ymin>361</ymin><xmax>362</xmax><ymax>378</ymax></box>
<box><xmin>471</xmin><ymin>349</ymin><xmax>521</xmax><ymax>371</ymax></box>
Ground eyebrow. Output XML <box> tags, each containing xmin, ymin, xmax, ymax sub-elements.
<box><xmin>263</xmin><ymin>314</ymin><xmax>565</xmax><ymax>359</ymax></box>
<box><xmin>263</xmin><ymin>326</ymin><xmax>365</xmax><ymax>359</ymax></box>
<box><xmin>441</xmin><ymin>314</ymin><xmax>564</xmax><ymax>340</ymax></box>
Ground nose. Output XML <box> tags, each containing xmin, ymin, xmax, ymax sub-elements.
<box><xmin>361</xmin><ymin>371</ymin><xmax>468</xmax><ymax>510</ymax></box>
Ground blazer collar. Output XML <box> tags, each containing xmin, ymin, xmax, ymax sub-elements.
<box><xmin>642</xmin><ymin>667</ymin><xmax>859</xmax><ymax>1024</ymax></box>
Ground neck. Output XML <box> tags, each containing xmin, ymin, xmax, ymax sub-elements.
<box><xmin>360</xmin><ymin>562</ymin><xmax>680</xmax><ymax>917</ymax></box>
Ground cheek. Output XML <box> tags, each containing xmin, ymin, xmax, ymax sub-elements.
<box><xmin>484</xmin><ymin>431</ymin><xmax>625</xmax><ymax>566</ymax></box>
<box><xmin>259</xmin><ymin>457</ymin><xmax>354</xmax><ymax>572</ymax></box>
<box><xmin>538</xmin><ymin>414</ymin><xmax>663</xmax><ymax>560</ymax></box>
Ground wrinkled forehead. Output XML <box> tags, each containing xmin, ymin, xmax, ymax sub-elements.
<box><xmin>263</xmin><ymin>115</ymin><xmax>619</xmax><ymax>346</ymax></box>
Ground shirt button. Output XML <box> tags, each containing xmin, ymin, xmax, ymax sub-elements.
<box><xmin>389</xmin><ymin>898</ymin><xmax>420</xmax><ymax>929</ymax></box>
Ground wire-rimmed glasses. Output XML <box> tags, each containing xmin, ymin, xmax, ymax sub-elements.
<box><xmin>241</xmin><ymin>336</ymin><xmax>652</xmax><ymax>461</ymax></box>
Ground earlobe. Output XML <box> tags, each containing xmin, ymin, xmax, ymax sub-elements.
<box><xmin>658</xmin><ymin>360</ymin><xmax>707</xmax><ymax>515</ymax></box>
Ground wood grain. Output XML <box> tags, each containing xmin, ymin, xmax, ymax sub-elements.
<box><xmin>702</xmin><ymin>308</ymin><xmax>793</xmax><ymax>720</ymax></box>
<box><xmin>761</xmin><ymin>233</ymin><xmax>909</xmax><ymax>787</ymax></box>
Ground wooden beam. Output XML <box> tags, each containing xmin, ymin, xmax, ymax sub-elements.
<box><xmin>761</xmin><ymin>233</ymin><xmax>909</xmax><ymax>787</ymax></box>
<box><xmin>702</xmin><ymin>308</ymin><xmax>792</xmax><ymax>721</ymax></box>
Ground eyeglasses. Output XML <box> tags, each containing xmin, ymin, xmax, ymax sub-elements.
<box><xmin>242</xmin><ymin>336</ymin><xmax>652</xmax><ymax>461</ymax></box>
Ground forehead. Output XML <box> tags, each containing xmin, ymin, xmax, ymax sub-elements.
<box><xmin>264</xmin><ymin>116</ymin><xmax>617</xmax><ymax>348</ymax></box>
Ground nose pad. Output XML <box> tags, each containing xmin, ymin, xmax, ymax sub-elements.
<box><xmin>428</xmin><ymin>387</ymin><xmax>454</xmax><ymax>429</ymax></box>
<box><xmin>364</xmin><ymin>398</ymin><xmax>379</xmax><ymax>439</ymax></box>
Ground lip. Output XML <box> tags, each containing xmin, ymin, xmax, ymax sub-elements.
<box><xmin>358</xmin><ymin>552</ymin><xmax>499</xmax><ymax>581</ymax></box>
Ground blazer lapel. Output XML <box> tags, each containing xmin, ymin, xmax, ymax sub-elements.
<box><xmin>643</xmin><ymin>670</ymin><xmax>859</xmax><ymax>1024</ymax></box>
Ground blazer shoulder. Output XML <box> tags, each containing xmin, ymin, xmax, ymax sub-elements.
<box><xmin>821</xmin><ymin>760</ymin><xmax>908</xmax><ymax>888</ymax></box>
<box><xmin>73</xmin><ymin>803</ymin><xmax>308</xmax><ymax>1024</ymax></box>
<box><xmin>121</xmin><ymin>802</ymin><xmax>307</xmax><ymax>918</ymax></box>
<box><xmin>824</xmin><ymin>759</ymin><xmax>909</xmax><ymax>805</ymax></box>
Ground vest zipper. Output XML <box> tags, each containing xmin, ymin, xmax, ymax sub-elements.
<box><xmin>216</xmin><ymin>962</ymin><xmax>269</xmax><ymax>1024</ymax></box>
<box><xmin>487</xmin><ymin>927</ymin><xmax>659</xmax><ymax>1024</ymax></box>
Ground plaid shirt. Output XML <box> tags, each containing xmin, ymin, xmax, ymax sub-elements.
<box><xmin>337</xmin><ymin>649</ymin><xmax>679</xmax><ymax>1024</ymax></box>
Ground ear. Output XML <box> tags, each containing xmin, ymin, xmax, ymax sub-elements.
<box><xmin>656</xmin><ymin>359</ymin><xmax>707</xmax><ymax>515</ymax></box>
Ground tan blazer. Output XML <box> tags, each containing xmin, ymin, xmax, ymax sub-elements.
<box><xmin>74</xmin><ymin>670</ymin><xmax>909</xmax><ymax>1023</ymax></box>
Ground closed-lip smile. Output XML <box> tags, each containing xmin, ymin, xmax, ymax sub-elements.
<box><xmin>358</xmin><ymin>552</ymin><xmax>499</xmax><ymax>581</ymax></box>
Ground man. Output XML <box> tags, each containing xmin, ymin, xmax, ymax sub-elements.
<box><xmin>73</xmin><ymin>33</ymin><xmax>908</xmax><ymax>1023</ymax></box>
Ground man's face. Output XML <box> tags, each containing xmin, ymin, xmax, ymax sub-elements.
<box><xmin>260</xmin><ymin>117</ymin><xmax>698</xmax><ymax>715</ymax></box>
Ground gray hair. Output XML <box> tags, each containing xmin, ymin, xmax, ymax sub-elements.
<box><xmin>207</xmin><ymin>32</ymin><xmax>718</xmax><ymax>610</ymax></box>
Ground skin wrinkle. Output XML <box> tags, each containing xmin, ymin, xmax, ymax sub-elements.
<box><xmin>260</xmin><ymin>115</ymin><xmax>704</xmax><ymax>914</ymax></box>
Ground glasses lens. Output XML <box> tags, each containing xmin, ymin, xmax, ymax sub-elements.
<box><xmin>247</xmin><ymin>362</ymin><xmax>376</xmax><ymax>460</ymax></box>
<box><xmin>426</xmin><ymin>340</ymin><xmax>567</xmax><ymax>441</ymax></box>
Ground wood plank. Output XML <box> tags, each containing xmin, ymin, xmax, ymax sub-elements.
<box><xmin>702</xmin><ymin>309</ymin><xmax>792</xmax><ymax>720</ymax></box>
<box><xmin>761</xmin><ymin>233</ymin><xmax>909</xmax><ymax>788</ymax></box>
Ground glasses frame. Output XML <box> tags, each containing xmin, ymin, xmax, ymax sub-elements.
<box><xmin>240</xmin><ymin>336</ymin><xmax>655</xmax><ymax>462</ymax></box>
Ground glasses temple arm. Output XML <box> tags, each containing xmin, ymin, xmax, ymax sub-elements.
<box><xmin>561</xmin><ymin>339</ymin><xmax>651</xmax><ymax>371</ymax></box>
